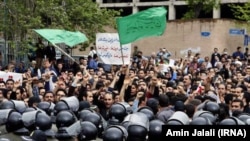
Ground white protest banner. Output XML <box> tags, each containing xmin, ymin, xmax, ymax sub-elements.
<box><xmin>169</xmin><ymin>59</ymin><xmax>175</xmax><ymax>67</ymax></box>
<box><xmin>96</xmin><ymin>33</ymin><xmax>131</xmax><ymax>65</ymax></box>
<box><xmin>159</xmin><ymin>64</ymin><xmax>169</xmax><ymax>72</ymax></box>
<box><xmin>0</xmin><ymin>71</ymin><xmax>23</xmax><ymax>83</ymax></box>
<box><xmin>158</xmin><ymin>59</ymin><xmax>175</xmax><ymax>73</ymax></box>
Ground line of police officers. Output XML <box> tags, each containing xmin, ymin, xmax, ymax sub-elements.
<box><xmin>0</xmin><ymin>96</ymin><xmax>163</xmax><ymax>141</ymax></box>
<box><xmin>1</xmin><ymin>95</ymin><xmax>250</xmax><ymax>141</ymax></box>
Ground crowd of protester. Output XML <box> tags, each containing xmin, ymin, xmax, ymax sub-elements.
<box><xmin>1</xmin><ymin>43</ymin><xmax>250</xmax><ymax>141</ymax></box>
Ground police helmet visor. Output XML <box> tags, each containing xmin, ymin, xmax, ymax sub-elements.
<box><xmin>22</xmin><ymin>111</ymin><xmax>40</xmax><ymax>127</ymax></box>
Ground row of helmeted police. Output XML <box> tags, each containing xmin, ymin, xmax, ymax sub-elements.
<box><xmin>0</xmin><ymin>96</ymin><xmax>250</xmax><ymax>141</ymax></box>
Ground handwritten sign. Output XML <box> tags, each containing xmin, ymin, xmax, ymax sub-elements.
<box><xmin>158</xmin><ymin>59</ymin><xmax>175</xmax><ymax>73</ymax></box>
<box><xmin>0</xmin><ymin>71</ymin><xmax>23</xmax><ymax>83</ymax></box>
<box><xmin>169</xmin><ymin>59</ymin><xmax>175</xmax><ymax>67</ymax></box>
<box><xmin>96</xmin><ymin>33</ymin><xmax>131</xmax><ymax>65</ymax></box>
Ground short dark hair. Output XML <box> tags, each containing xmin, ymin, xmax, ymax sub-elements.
<box><xmin>79</xmin><ymin>57</ymin><xmax>85</xmax><ymax>61</ymax></box>
<box><xmin>231</xmin><ymin>98</ymin><xmax>244</xmax><ymax>108</ymax></box>
<box><xmin>185</xmin><ymin>103</ymin><xmax>195</xmax><ymax>118</ymax></box>
<box><xmin>93</xmin><ymin>54</ymin><xmax>98</xmax><ymax>59</ymax></box>
<box><xmin>56</xmin><ymin>88</ymin><xmax>67</xmax><ymax>96</ymax></box>
<box><xmin>158</xmin><ymin>94</ymin><xmax>169</xmax><ymax>107</ymax></box>
<box><xmin>44</xmin><ymin>91</ymin><xmax>54</xmax><ymax>97</ymax></box>
<box><xmin>146</xmin><ymin>98</ymin><xmax>159</xmax><ymax>115</ymax></box>
<box><xmin>224</xmin><ymin>93</ymin><xmax>236</xmax><ymax>105</ymax></box>
<box><xmin>28</xmin><ymin>96</ymin><xmax>41</xmax><ymax>107</ymax></box>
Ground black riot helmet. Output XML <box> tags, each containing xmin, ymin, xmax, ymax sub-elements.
<box><xmin>21</xmin><ymin>129</ymin><xmax>47</xmax><ymax>141</ymax></box>
<box><xmin>109</xmin><ymin>102</ymin><xmax>128</xmax><ymax>123</ymax></box>
<box><xmin>0</xmin><ymin>109</ymin><xmax>13</xmax><ymax>125</ymax></box>
<box><xmin>148</xmin><ymin>119</ymin><xmax>164</xmax><ymax>141</ymax></box>
<box><xmin>6</xmin><ymin>111</ymin><xmax>24</xmax><ymax>132</ymax></box>
<box><xmin>219</xmin><ymin>117</ymin><xmax>245</xmax><ymax>125</ymax></box>
<box><xmin>56</xmin><ymin>110</ymin><xmax>76</xmax><ymax>129</ymax></box>
<box><xmin>103</xmin><ymin>125</ymin><xmax>128</xmax><ymax>141</ymax></box>
<box><xmin>10</xmin><ymin>100</ymin><xmax>27</xmax><ymax>113</ymax></box>
<box><xmin>190</xmin><ymin>116</ymin><xmax>212</xmax><ymax>125</ymax></box>
<box><xmin>78</xmin><ymin>121</ymin><xmax>98</xmax><ymax>141</ymax></box>
<box><xmin>24</xmin><ymin>107</ymin><xmax>37</xmax><ymax>113</ymax></box>
<box><xmin>55</xmin><ymin>127</ymin><xmax>73</xmax><ymax>141</ymax></box>
<box><xmin>127</xmin><ymin>125</ymin><xmax>148</xmax><ymax>141</ymax></box>
<box><xmin>238</xmin><ymin>113</ymin><xmax>250</xmax><ymax>125</ymax></box>
<box><xmin>36</xmin><ymin>112</ymin><xmax>52</xmax><ymax>131</ymax></box>
<box><xmin>244</xmin><ymin>118</ymin><xmax>250</xmax><ymax>125</ymax></box>
<box><xmin>192</xmin><ymin>110</ymin><xmax>217</xmax><ymax>124</ymax></box>
<box><xmin>80</xmin><ymin>111</ymin><xmax>104</xmax><ymax>137</ymax></box>
<box><xmin>137</xmin><ymin>106</ymin><xmax>155</xmax><ymax>121</ymax></box>
<box><xmin>0</xmin><ymin>100</ymin><xmax>15</xmax><ymax>110</ymax></box>
<box><xmin>203</xmin><ymin>101</ymin><xmax>220</xmax><ymax>115</ymax></box>
<box><xmin>60</xmin><ymin>96</ymin><xmax>79</xmax><ymax>113</ymax></box>
<box><xmin>36</xmin><ymin>111</ymin><xmax>55</xmax><ymax>138</ymax></box>
<box><xmin>53</xmin><ymin>101</ymin><xmax>69</xmax><ymax>116</ymax></box>
<box><xmin>78</xmin><ymin>101</ymin><xmax>91</xmax><ymax>112</ymax></box>
<box><xmin>166</xmin><ymin>111</ymin><xmax>190</xmax><ymax>125</ymax></box>
<box><xmin>78</xmin><ymin>109</ymin><xmax>93</xmax><ymax>120</ymax></box>
<box><xmin>126</xmin><ymin>112</ymin><xmax>149</xmax><ymax>141</ymax></box>
<box><xmin>81</xmin><ymin>112</ymin><xmax>102</xmax><ymax>129</ymax></box>
<box><xmin>37</xmin><ymin>101</ymin><xmax>54</xmax><ymax>116</ymax></box>
<box><xmin>22</xmin><ymin>110</ymin><xmax>41</xmax><ymax>131</ymax></box>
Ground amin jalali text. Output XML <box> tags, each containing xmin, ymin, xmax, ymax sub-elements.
<box><xmin>165</xmin><ymin>128</ymin><xmax>246</xmax><ymax>137</ymax></box>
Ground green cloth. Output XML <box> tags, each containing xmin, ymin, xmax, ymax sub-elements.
<box><xmin>116</xmin><ymin>7</ymin><xmax>167</xmax><ymax>45</ymax></box>
<box><xmin>34</xmin><ymin>29</ymin><xmax>88</xmax><ymax>47</ymax></box>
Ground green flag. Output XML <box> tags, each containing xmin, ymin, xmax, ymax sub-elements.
<box><xmin>34</xmin><ymin>29</ymin><xmax>88</xmax><ymax>47</ymax></box>
<box><xmin>116</xmin><ymin>7</ymin><xmax>167</xmax><ymax>45</ymax></box>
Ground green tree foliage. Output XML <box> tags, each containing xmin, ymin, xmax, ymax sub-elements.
<box><xmin>0</xmin><ymin>0</ymin><xmax>120</xmax><ymax>54</ymax></box>
<box><xmin>183</xmin><ymin>0</ymin><xmax>220</xmax><ymax>19</ymax></box>
<box><xmin>230</xmin><ymin>1</ymin><xmax>250</xmax><ymax>22</ymax></box>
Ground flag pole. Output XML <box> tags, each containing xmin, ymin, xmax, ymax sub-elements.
<box><xmin>120</xmin><ymin>43</ymin><xmax>125</xmax><ymax>65</ymax></box>
<box><xmin>52</xmin><ymin>43</ymin><xmax>76</xmax><ymax>63</ymax></box>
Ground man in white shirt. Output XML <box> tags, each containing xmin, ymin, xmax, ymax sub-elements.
<box><xmin>88</xmin><ymin>46</ymin><xmax>97</xmax><ymax>58</ymax></box>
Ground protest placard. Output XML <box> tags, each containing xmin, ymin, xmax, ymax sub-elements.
<box><xmin>96</xmin><ymin>33</ymin><xmax>131</xmax><ymax>65</ymax></box>
<box><xmin>0</xmin><ymin>71</ymin><xmax>23</xmax><ymax>83</ymax></box>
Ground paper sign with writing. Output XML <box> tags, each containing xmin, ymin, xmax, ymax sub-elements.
<box><xmin>158</xmin><ymin>59</ymin><xmax>175</xmax><ymax>72</ymax></box>
<box><xmin>96</xmin><ymin>33</ymin><xmax>131</xmax><ymax>65</ymax></box>
<box><xmin>0</xmin><ymin>71</ymin><xmax>23</xmax><ymax>83</ymax></box>
<box><xmin>169</xmin><ymin>59</ymin><xmax>175</xmax><ymax>67</ymax></box>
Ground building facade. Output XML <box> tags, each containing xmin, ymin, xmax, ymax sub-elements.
<box><xmin>72</xmin><ymin>19</ymin><xmax>248</xmax><ymax>58</ymax></box>
<box><xmin>96</xmin><ymin>0</ymin><xmax>248</xmax><ymax>20</ymax></box>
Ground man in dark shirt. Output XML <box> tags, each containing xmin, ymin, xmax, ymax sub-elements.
<box><xmin>232</xmin><ymin>46</ymin><xmax>244</xmax><ymax>60</ymax></box>
<box><xmin>97</xmin><ymin>92</ymin><xmax>114</xmax><ymax>121</ymax></box>
<box><xmin>35</xmin><ymin>38</ymin><xmax>45</xmax><ymax>69</ymax></box>
<box><xmin>44</xmin><ymin>44</ymin><xmax>56</xmax><ymax>62</ymax></box>
<box><xmin>210</xmin><ymin>47</ymin><xmax>220</xmax><ymax>68</ymax></box>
